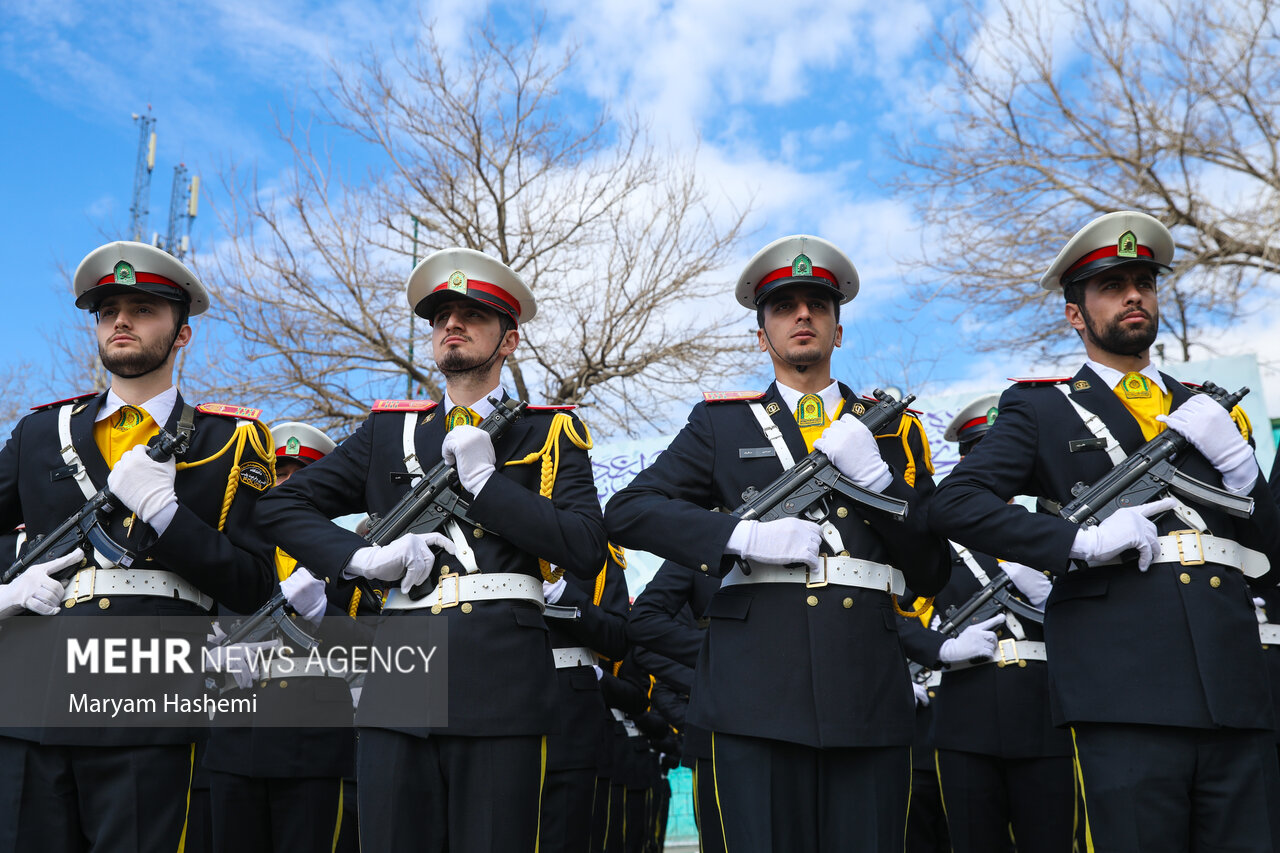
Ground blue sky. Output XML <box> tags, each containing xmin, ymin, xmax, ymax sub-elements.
<box><xmin>3</xmin><ymin>0</ymin><xmax>1276</xmax><ymax>430</ymax></box>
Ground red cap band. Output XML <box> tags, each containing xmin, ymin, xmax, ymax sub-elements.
<box><xmin>276</xmin><ymin>445</ymin><xmax>325</xmax><ymax>462</ymax></box>
<box><xmin>96</xmin><ymin>271</ymin><xmax>183</xmax><ymax>291</ymax></box>
<box><xmin>429</xmin><ymin>278</ymin><xmax>521</xmax><ymax>321</ymax></box>
<box><xmin>1064</xmin><ymin>244</ymin><xmax>1156</xmax><ymax>278</ymax></box>
<box><xmin>755</xmin><ymin>265</ymin><xmax>839</xmax><ymax>295</ymax></box>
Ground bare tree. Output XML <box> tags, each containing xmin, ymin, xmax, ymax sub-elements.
<box><xmin>895</xmin><ymin>0</ymin><xmax>1280</xmax><ymax>361</ymax></box>
<box><xmin>199</xmin><ymin>21</ymin><xmax>754</xmax><ymax>438</ymax></box>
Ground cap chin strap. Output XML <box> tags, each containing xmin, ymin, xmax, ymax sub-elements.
<box><xmin>759</xmin><ymin>325</ymin><xmax>837</xmax><ymax>375</ymax></box>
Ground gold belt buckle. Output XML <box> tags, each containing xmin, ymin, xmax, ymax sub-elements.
<box><xmin>71</xmin><ymin>565</ymin><xmax>97</xmax><ymax>605</ymax></box>
<box><xmin>1171</xmin><ymin>529</ymin><xmax>1205</xmax><ymax>566</ymax></box>
<box><xmin>435</xmin><ymin>571</ymin><xmax>461</xmax><ymax>609</ymax></box>
<box><xmin>806</xmin><ymin>556</ymin><xmax>830</xmax><ymax>589</ymax></box>
<box><xmin>996</xmin><ymin>637</ymin><xmax>1021</xmax><ymax>669</ymax></box>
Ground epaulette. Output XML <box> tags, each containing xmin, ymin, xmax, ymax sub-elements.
<box><xmin>197</xmin><ymin>403</ymin><xmax>263</xmax><ymax>420</ymax></box>
<box><xmin>371</xmin><ymin>400</ymin><xmax>438</xmax><ymax>413</ymax></box>
<box><xmin>1008</xmin><ymin>376</ymin><xmax>1072</xmax><ymax>385</ymax></box>
<box><xmin>703</xmin><ymin>391</ymin><xmax>765</xmax><ymax>403</ymax></box>
<box><xmin>30</xmin><ymin>391</ymin><xmax>97</xmax><ymax>412</ymax></box>
<box><xmin>856</xmin><ymin>395</ymin><xmax>922</xmax><ymax>416</ymax></box>
<box><xmin>527</xmin><ymin>404</ymin><xmax>577</xmax><ymax>412</ymax></box>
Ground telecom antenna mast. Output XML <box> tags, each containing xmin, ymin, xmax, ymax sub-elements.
<box><xmin>128</xmin><ymin>108</ymin><xmax>157</xmax><ymax>242</ymax></box>
<box><xmin>162</xmin><ymin>164</ymin><xmax>199</xmax><ymax>258</ymax></box>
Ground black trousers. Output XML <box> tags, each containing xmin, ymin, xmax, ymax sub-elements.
<box><xmin>589</xmin><ymin>776</ymin><xmax>610</xmax><ymax>853</ymax></box>
<box><xmin>710</xmin><ymin>731</ymin><xmax>910</xmax><ymax>853</ymax></box>
<box><xmin>208</xmin><ymin>771</ymin><xmax>343</xmax><ymax>853</ymax></box>
<box><xmin>0</xmin><ymin>735</ymin><xmax>194</xmax><ymax>853</ymax></box>
<box><xmin>905</xmin><ymin>754</ymin><xmax>950</xmax><ymax>853</ymax></box>
<box><xmin>691</xmin><ymin>759</ymin><xmax>726</xmax><ymax>853</ymax></box>
<box><xmin>1073</xmin><ymin>723</ymin><xmax>1280</xmax><ymax>852</ymax></box>
<box><xmin>936</xmin><ymin>748</ymin><xmax>1075</xmax><ymax>853</ymax></box>
<box><xmin>539</xmin><ymin>767</ymin><xmax>596</xmax><ymax>853</ymax></box>
<box><xmin>357</xmin><ymin>728</ymin><xmax>545</xmax><ymax>852</ymax></box>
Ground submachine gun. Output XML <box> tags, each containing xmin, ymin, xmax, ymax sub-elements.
<box><xmin>2</xmin><ymin>428</ymin><xmax>191</xmax><ymax>585</ymax></box>
<box><xmin>731</xmin><ymin>388</ymin><xmax>913</xmax><ymax>530</ymax></box>
<box><xmin>216</xmin><ymin>398</ymin><xmax>529</xmax><ymax>649</ymax></box>
<box><xmin>908</xmin><ymin>570</ymin><xmax>1044</xmax><ymax>684</ymax></box>
<box><xmin>1058</xmin><ymin>381</ymin><xmax>1254</xmax><ymax>528</ymax></box>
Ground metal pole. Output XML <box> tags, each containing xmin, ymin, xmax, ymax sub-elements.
<box><xmin>407</xmin><ymin>216</ymin><xmax>420</xmax><ymax>399</ymax></box>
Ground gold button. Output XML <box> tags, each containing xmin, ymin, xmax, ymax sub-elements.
<box><xmin>996</xmin><ymin>660</ymin><xmax>1006</xmax><ymax>669</ymax></box>
<box><xmin>431</xmin><ymin>604</ymin><xmax>443</xmax><ymax>615</ymax></box>
<box><xmin>836</xmin><ymin>507</ymin><xmax>849</xmax><ymax>518</ymax></box>
<box><xmin>699</xmin><ymin>564</ymin><xmax>709</xmax><ymax>572</ymax></box>
<box><xmin>806</xmin><ymin>595</ymin><xmax>818</xmax><ymax>607</ymax></box>
<box><xmin>440</xmin><ymin>565</ymin><xmax>451</xmax><ymax>574</ymax></box>
<box><xmin>98</xmin><ymin>598</ymin><xmax>110</xmax><ymax>610</ymax></box>
<box><xmin>927</xmin><ymin>690</ymin><xmax>936</xmax><ymax>699</ymax></box>
<box><xmin>279</xmin><ymin>680</ymin><xmax>287</xmax><ymax>689</ymax></box>
<box><xmin>1210</xmin><ymin>576</ymin><xmax>1221</xmax><ymax>588</ymax></box>
<box><xmin>460</xmin><ymin>602</ymin><xmax>473</xmax><ymax>614</ymax></box>
<box><xmin>65</xmin><ymin>598</ymin><xmax>76</xmax><ymax>609</ymax></box>
<box><xmin>842</xmin><ymin>598</ymin><xmax>853</xmax><ymax>609</ymax></box>
<box><xmin>1179</xmin><ymin>573</ymin><xmax>1191</xmax><ymax>585</ymax></box>
<box><xmin>1018</xmin><ymin>660</ymin><xmax>1027</xmax><ymax>668</ymax></box>
<box><xmin>840</xmin><ymin>550</ymin><xmax>850</xmax><ymax>557</ymax></box>
<box><xmin>473</xmin><ymin>528</ymin><xmax>483</xmax><ymax>538</ymax></box>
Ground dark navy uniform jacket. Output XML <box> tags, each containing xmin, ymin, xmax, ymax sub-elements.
<box><xmin>0</xmin><ymin>391</ymin><xmax>277</xmax><ymax>747</ymax></box>
<box><xmin>930</xmin><ymin>366</ymin><xmax>1280</xmax><ymax>730</ymax></box>
<box><xmin>545</xmin><ymin>547</ymin><xmax>629</xmax><ymax>773</ymax></box>
<box><xmin>605</xmin><ymin>381</ymin><xmax>951</xmax><ymax>749</ymax></box>
<box><xmin>898</xmin><ymin>547</ymin><xmax>1071</xmax><ymax>758</ymax></box>
<box><xmin>628</xmin><ymin>559</ymin><xmax>717</xmax><ymax>669</ymax></box>
<box><xmin>257</xmin><ymin>398</ymin><xmax>607</xmax><ymax>738</ymax></box>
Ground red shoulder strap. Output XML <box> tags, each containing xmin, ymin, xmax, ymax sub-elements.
<box><xmin>371</xmin><ymin>399</ymin><xmax>439</xmax><ymax>413</ymax></box>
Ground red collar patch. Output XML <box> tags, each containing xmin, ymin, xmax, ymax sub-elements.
<box><xmin>30</xmin><ymin>391</ymin><xmax>99</xmax><ymax>412</ymax></box>
<box><xmin>703</xmin><ymin>391</ymin><xmax>766</xmax><ymax>403</ymax></box>
<box><xmin>371</xmin><ymin>399</ymin><xmax>439</xmax><ymax>413</ymax></box>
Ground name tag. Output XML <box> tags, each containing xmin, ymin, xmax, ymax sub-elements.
<box><xmin>1068</xmin><ymin>438</ymin><xmax>1109</xmax><ymax>453</ymax></box>
<box><xmin>739</xmin><ymin>447</ymin><xmax>777</xmax><ymax>459</ymax></box>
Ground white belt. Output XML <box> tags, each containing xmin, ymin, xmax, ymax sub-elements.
<box><xmin>553</xmin><ymin>646</ymin><xmax>599</xmax><ymax>669</ymax></box>
<box><xmin>63</xmin><ymin>567</ymin><xmax>213</xmax><ymax>611</ymax></box>
<box><xmin>263</xmin><ymin>657</ymin><xmax>338</xmax><ymax>681</ymax></box>
<box><xmin>382</xmin><ymin>572</ymin><xmax>544</xmax><ymax>612</ymax></box>
<box><xmin>611</xmin><ymin>707</ymin><xmax>641</xmax><ymax>737</ymax></box>
<box><xmin>1260</xmin><ymin>624</ymin><xmax>1280</xmax><ymax>646</ymax></box>
<box><xmin>721</xmin><ymin>557</ymin><xmax>905</xmax><ymax>596</ymax></box>
<box><xmin>1148</xmin><ymin>531</ymin><xmax>1269</xmax><ymax>578</ymax></box>
<box><xmin>948</xmin><ymin>639</ymin><xmax>1047</xmax><ymax>671</ymax></box>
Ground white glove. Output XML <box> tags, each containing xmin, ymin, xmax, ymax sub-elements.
<box><xmin>542</xmin><ymin>577</ymin><xmax>567</xmax><ymax>605</ymax></box>
<box><xmin>1069</xmin><ymin>497</ymin><xmax>1177</xmax><ymax>571</ymax></box>
<box><xmin>203</xmin><ymin>628</ymin><xmax>281</xmax><ymax>690</ymax></box>
<box><xmin>107</xmin><ymin>444</ymin><xmax>178</xmax><ymax>533</ymax></box>
<box><xmin>1254</xmin><ymin>596</ymin><xmax>1268</xmax><ymax>625</ymax></box>
<box><xmin>441</xmin><ymin>425</ymin><xmax>496</xmax><ymax>495</ymax></box>
<box><xmin>592</xmin><ymin>665</ymin><xmax>604</xmax><ymax>680</ymax></box>
<box><xmin>346</xmin><ymin>532</ymin><xmax>456</xmax><ymax>594</ymax></box>
<box><xmin>725</xmin><ymin>517</ymin><xmax>822</xmax><ymax>570</ymax></box>
<box><xmin>912</xmin><ymin>682</ymin><xmax>931</xmax><ymax>707</ymax></box>
<box><xmin>280</xmin><ymin>568</ymin><xmax>327</xmax><ymax>624</ymax></box>
<box><xmin>0</xmin><ymin>548</ymin><xmax>81</xmax><ymax>618</ymax></box>
<box><xmin>813</xmin><ymin>414</ymin><xmax>892</xmax><ymax>492</ymax></box>
<box><xmin>1001</xmin><ymin>560</ymin><xmax>1052</xmax><ymax>607</ymax></box>
<box><xmin>1157</xmin><ymin>395</ymin><xmax>1258</xmax><ymax>493</ymax></box>
<box><xmin>939</xmin><ymin>615</ymin><xmax>1005</xmax><ymax>664</ymax></box>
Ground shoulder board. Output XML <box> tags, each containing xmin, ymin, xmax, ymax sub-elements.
<box><xmin>371</xmin><ymin>399</ymin><xmax>438</xmax><ymax>413</ymax></box>
<box><xmin>1007</xmin><ymin>376</ymin><xmax>1072</xmax><ymax>385</ymax></box>
<box><xmin>197</xmin><ymin>403</ymin><xmax>263</xmax><ymax>420</ymax></box>
<box><xmin>703</xmin><ymin>391</ymin><xmax>765</xmax><ymax>403</ymax></box>
<box><xmin>527</xmin><ymin>404</ymin><xmax>577</xmax><ymax>412</ymax></box>
<box><xmin>30</xmin><ymin>391</ymin><xmax>97</xmax><ymax>412</ymax></box>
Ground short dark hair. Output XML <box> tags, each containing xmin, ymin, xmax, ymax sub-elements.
<box><xmin>1062</xmin><ymin>280</ymin><xmax>1084</xmax><ymax>307</ymax></box>
<box><xmin>755</xmin><ymin>288</ymin><xmax>840</xmax><ymax>328</ymax></box>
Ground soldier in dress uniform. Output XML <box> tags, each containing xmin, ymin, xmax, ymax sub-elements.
<box><xmin>0</xmin><ymin>241</ymin><xmax>277</xmax><ymax>852</ymax></box>
<box><xmin>205</xmin><ymin>421</ymin><xmax>369</xmax><ymax>852</ymax></box>
<box><xmin>930</xmin><ymin>211</ymin><xmax>1280</xmax><ymax>852</ymax></box>
<box><xmin>539</xmin><ymin>543</ymin><xmax>629</xmax><ymax>853</ymax></box>
<box><xmin>899</xmin><ymin>395</ymin><xmax>1078</xmax><ymax>853</ymax></box>
<box><xmin>627</xmin><ymin>559</ymin><xmax>724</xmax><ymax>853</ymax></box>
<box><xmin>257</xmin><ymin>247</ymin><xmax>608</xmax><ymax>852</ymax></box>
<box><xmin>605</xmin><ymin>234</ymin><xmax>951</xmax><ymax>850</ymax></box>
